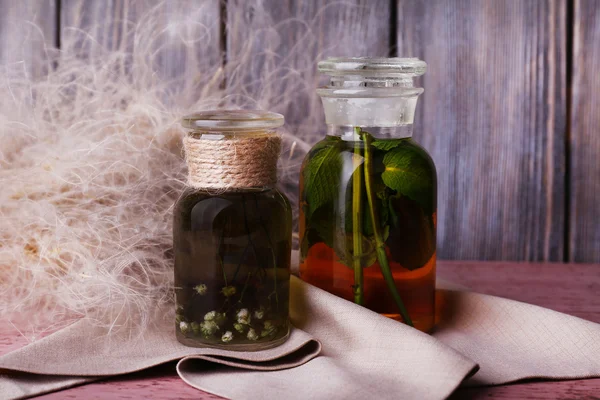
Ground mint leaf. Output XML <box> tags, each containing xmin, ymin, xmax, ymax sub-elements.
<box><xmin>362</xmin><ymin>198</ymin><xmax>388</xmax><ymax>237</ymax></box>
<box><xmin>310</xmin><ymin>207</ymin><xmax>335</xmax><ymax>249</ymax></box>
<box><xmin>381</xmin><ymin>145</ymin><xmax>435</xmax><ymax>214</ymax></box>
<box><xmin>302</xmin><ymin>138</ymin><xmax>343</xmax><ymax>218</ymax></box>
<box><xmin>386</xmin><ymin>195</ymin><xmax>436</xmax><ymax>270</ymax></box>
<box><xmin>371</xmin><ymin>139</ymin><xmax>404</xmax><ymax>151</ymax></box>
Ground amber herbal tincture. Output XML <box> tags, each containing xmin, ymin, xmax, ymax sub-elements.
<box><xmin>174</xmin><ymin>110</ymin><xmax>292</xmax><ymax>350</ymax></box>
<box><xmin>299</xmin><ymin>58</ymin><xmax>437</xmax><ymax>332</ymax></box>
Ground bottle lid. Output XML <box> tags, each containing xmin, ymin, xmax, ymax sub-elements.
<box><xmin>181</xmin><ymin>110</ymin><xmax>284</xmax><ymax>132</ymax></box>
<box><xmin>318</xmin><ymin>57</ymin><xmax>426</xmax><ymax>78</ymax></box>
<box><xmin>316</xmin><ymin>58</ymin><xmax>426</xmax><ymax>126</ymax></box>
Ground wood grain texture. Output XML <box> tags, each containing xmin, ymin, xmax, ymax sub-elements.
<box><xmin>452</xmin><ymin>378</ymin><xmax>600</xmax><ymax>400</ymax></box>
<box><xmin>226</xmin><ymin>0</ymin><xmax>391</xmax><ymax>133</ymax></box>
<box><xmin>0</xmin><ymin>0</ymin><xmax>56</xmax><ymax>78</ymax></box>
<box><xmin>569</xmin><ymin>0</ymin><xmax>600</xmax><ymax>263</ymax></box>
<box><xmin>440</xmin><ymin>260</ymin><xmax>600</xmax><ymax>399</ymax></box>
<box><xmin>3</xmin><ymin>260</ymin><xmax>600</xmax><ymax>399</ymax></box>
<box><xmin>397</xmin><ymin>0</ymin><xmax>567</xmax><ymax>261</ymax></box>
<box><xmin>61</xmin><ymin>0</ymin><xmax>221</xmax><ymax>100</ymax></box>
<box><xmin>36</xmin><ymin>365</ymin><xmax>218</xmax><ymax>400</ymax></box>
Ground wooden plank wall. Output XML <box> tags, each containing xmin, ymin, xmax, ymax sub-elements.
<box><xmin>397</xmin><ymin>0</ymin><xmax>567</xmax><ymax>261</ymax></box>
<box><xmin>0</xmin><ymin>0</ymin><xmax>56</xmax><ymax>78</ymax></box>
<box><xmin>570</xmin><ymin>0</ymin><xmax>600</xmax><ymax>263</ymax></box>
<box><xmin>0</xmin><ymin>0</ymin><xmax>598</xmax><ymax>262</ymax></box>
<box><xmin>225</xmin><ymin>0</ymin><xmax>390</xmax><ymax>131</ymax></box>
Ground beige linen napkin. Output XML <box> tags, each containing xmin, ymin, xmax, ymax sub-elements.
<box><xmin>0</xmin><ymin>316</ymin><xmax>320</xmax><ymax>399</ymax></box>
<box><xmin>2</xmin><ymin>275</ymin><xmax>600</xmax><ymax>400</ymax></box>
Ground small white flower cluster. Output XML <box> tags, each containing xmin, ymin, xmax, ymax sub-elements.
<box><xmin>177</xmin><ymin>303</ymin><xmax>280</xmax><ymax>344</ymax></box>
<box><xmin>221</xmin><ymin>285</ymin><xmax>237</xmax><ymax>297</ymax></box>
<box><xmin>204</xmin><ymin>311</ymin><xmax>218</xmax><ymax>321</ymax></box>
<box><xmin>200</xmin><ymin>310</ymin><xmax>226</xmax><ymax>337</ymax></box>
<box><xmin>221</xmin><ymin>331</ymin><xmax>233</xmax><ymax>343</ymax></box>
<box><xmin>253</xmin><ymin>308</ymin><xmax>265</xmax><ymax>320</ymax></box>
<box><xmin>247</xmin><ymin>328</ymin><xmax>259</xmax><ymax>341</ymax></box>
<box><xmin>175</xmin><ymin>304</ymin><xmax>185</xmax><ymax>324</ymax></box>
<box><xmin>179</xmin><ymin>321</ymin><xmax>190</xmax><ymax>334</ymax></box>
<box><xmin>236</xmin><ymin>308</ymin><xmax>251</xmax><ymax>325</ymax></box>
<box><xmin>193</xmin><ymin>284</ymin><xmax>208</xmax><ymax>295</ymax></box>
<box><xmin>261</xmin><ymin>320</ymin><xmax>277</xmax><ymax>338</ymax></box>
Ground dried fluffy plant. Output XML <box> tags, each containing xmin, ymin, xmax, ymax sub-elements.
<box><xmin>0</xmin><ymin>0</ymin><xmax>379</xmax><ymax>338</ymax></box>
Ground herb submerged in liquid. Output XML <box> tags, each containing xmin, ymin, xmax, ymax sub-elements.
<box><xmin>174</xmin><ymin>189</ymin><xmax>292</xmax><ymax>348</ymax></box>
<box><xmin>299</xmin><ymin>128</ymin><xmax>437</xmax><ymax>331</ymax></box>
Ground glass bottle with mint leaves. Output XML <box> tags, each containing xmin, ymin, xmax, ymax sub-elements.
<box><xmin>175</xmin><ymin>110</ymin><xmax>292</xmax><ymax>350</ymax></box>
<box><xmin>299</xmin><ymin>58</ymin><xmax>436</xmax><ymax>332</ymax></box>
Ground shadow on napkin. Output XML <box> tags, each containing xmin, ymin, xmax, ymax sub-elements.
<box><xmin>0</xmin><ymin>316</ymin><xmax>320</xmax><ymax>400</ymax></box>
<box><xmin>177</xmin><ymin>276</ymin><xmax>478</xmax><ymax>400</ymax></box>
<box><xmin>3</xmin><ymin>274</ymin><xmax>600</xmax><ymax>400</ymax></box>
<box><xmin>434</xmin><ymin>288</ymin><xmax>600</xmax><ymax>387</ymax></box>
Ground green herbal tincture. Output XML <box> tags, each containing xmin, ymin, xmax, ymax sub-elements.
<box><xmin>299</xmin><ymin>58</ymin><xmax>437</xmax><ymax>333</ymax></box>
<box><xmin>174</xmin><ymin>110</ymin><xmax>292</xmax><ymax>350</ymax></box>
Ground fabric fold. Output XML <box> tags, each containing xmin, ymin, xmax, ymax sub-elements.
<box><xmin>434</xmin><ymin>288</ymin><xmax>600</xmax><ymax>386</ymax></box>
<box><xmin>176</xmin><ymin>276</ymin><xmax>478</xmax><ymax>400</ymax></box>
<box><xmin>0</xmin><ymin>314</ymin><xmax>320</xmax><ymax>400</ymax></box>
<box><xmin>2</xmin><ymin>275</ymin><xmax>600</xmax><ymax>400</ymax></box>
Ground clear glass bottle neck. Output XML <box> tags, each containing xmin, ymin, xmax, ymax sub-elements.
<box><xmin>327</xmin><ymin>124</ymin><xmax>414</xmax><ymax>140</ymax></box>
<box><xmin>318</xmin><ymin>82</ymin><xmax>422</xmax><ymax>129</ymax></box>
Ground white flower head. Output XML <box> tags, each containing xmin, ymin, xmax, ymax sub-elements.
<box><xmin>200</xmin><ymin>320</ymin><xmax>219</xmax><ymax>336</ymax></box>
<box><xmin>236</xmin><ymin>308</ymin><xmax>251</xmax><ymax>325</ymax></box>
<box><xmin>221</xmin><ymin>285</ymin><xmax>237</xmax><ymax>297</ymax></box>
<box><xmin>204</xmin><ymin>311</ymin><xmax>217</xmax><ymax>321</ymax></box>
<box><xmin>234</xmin><ymin>323</ymin><xmax>246</xmax><ymax>333</ymax></box>
<box><xmin>247</xmin><ymin>328</ymin><xmax>259</xmax><ymax>341</ymax></box>
<box><xmin>261</xmin><ymin>320</ymin><xmax>277</xmax><ymax>338</ymax></box>
<box><xmin>221</xmin><ymin>331</ymin><xmax>234</xmax><ymax>343</ymax></box>
<box><xmin>179</xmin><ymin>321</ymin><xmax>190</xmax><ymax>334</ymax></box>
<box><xmin>193</xmin><ymin>284</ymin><xmax>208</xmax><ymax>295</ymax></box>
<box><xmin>253</xmin><ymin>308</ymin><xmax>265</xmax><ymax>320</ymax></box>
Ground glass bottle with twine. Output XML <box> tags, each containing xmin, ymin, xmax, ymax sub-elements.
<box><xmin>174</xmin><ymin>110</ymin><xmax>292</xmax><ymax>350</ymax></box>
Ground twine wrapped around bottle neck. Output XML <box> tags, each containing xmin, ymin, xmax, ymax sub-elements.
<box><xmin>183</xmin><ymin>133</ymin><xmax>281</xmax><ymax>190</ymax></box>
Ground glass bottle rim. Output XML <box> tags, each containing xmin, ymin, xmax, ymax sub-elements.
<box><xmin>181</xmin><ymin>110</ymin><xmax>284</xmax><ymax>132</ymax></box>
<box><xmin>318</xmin><ymin>57</ymin><xmax>426</xmax><ymax>78</ymax></box>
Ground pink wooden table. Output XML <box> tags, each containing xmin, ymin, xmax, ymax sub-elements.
<box><xmin>2</xmin><ymin>261</ymin><xmax>599</xmax><ymax>399</ymax></box>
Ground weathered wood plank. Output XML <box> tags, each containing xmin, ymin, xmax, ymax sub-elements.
<box><xmin>226</xmin><ymin>0</ymin><xmax>391</xmax><ymax>135</ymax></box>
<box><xmin>397</xmin><ymin>0</ymin><xmax>567</xmax><ymax>261</ymax></box>
<box><xmin>437</xmin><ymin>260</ymin><xmax>600</xmax><ymax>323</ymax></box>
<box><xmin>452</xmin><ymin>379</ymin><xmax>600</xmax><ymax>400</ymax></box>
<box><xmin>570</xmin><ymin>0</ymin><xmax>600</xmax><ymax>263</ymax></box>
<box><xmin>0</xmin><ymin>0</ymin><xmax>57</xmax><ymax>78</ymax></box>
<box><xmin>226</xmin><ymin>0</ymin><xmax>391</xmax><ymax>244</ymax></box>
<box><xmin>61</xmin><ymin>0</ymin><xmax>221</xmax><ymax>100</ymax></box>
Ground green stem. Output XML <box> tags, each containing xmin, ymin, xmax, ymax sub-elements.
<box><xmin>241</xmin><ymin>195</ymin><xmax>261</xmax><ymax>272</ymax></box>
<box><xmin>217</xmin><ymin>228</ymin><xmax>228</xmax><ymax>286</ymax></box>
<box><xmin>237</xmin><ymin>195</ymin><xmax>261</xmax><ymax>306</ymax></box>
<box><xmin>238</xmin><ymin>271</ymin><xmax>253</xmax><ymax>304</ymax></box>
<box><xmin>362</xmin><ymin>130</ymin><xmax>414</xmax><ymax>327</ymax></box>
<box><xmin>232</xmin><ymin>243</ymin><xmax>250</xmax><ymax>282</ymax></box>
<box><xmin>352</xmin><ymin>128</ymin><xmax>364</xmax><ymax>305</ymax></box>
<box><xmin>253</xmin><ymin>194</ymin><xmax>279</xmax><ymax>308</ymax></box>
